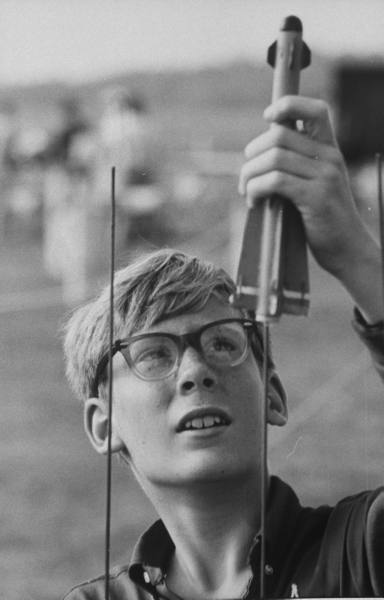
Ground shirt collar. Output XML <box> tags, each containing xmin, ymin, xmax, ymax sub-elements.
<box><xmin>129</xmin><ymin>476</ymin><xmax>302</xmax><ymax>590</ymax></box>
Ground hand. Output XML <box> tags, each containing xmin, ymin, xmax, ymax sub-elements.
<box><xmin>238</xmin><ymin>95</ymin><xmax>383</xmax><ymax>321</ymax></box>
<box><xmin>239</xmin><ymin>96</ymin><xmax>365</xmax><ymax>276</ymax></box>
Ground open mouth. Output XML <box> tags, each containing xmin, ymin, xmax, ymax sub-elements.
<box><xmin>177</xmin><ymin>409</ymin><xmax>231</xmax><ymax>433</ymax></box>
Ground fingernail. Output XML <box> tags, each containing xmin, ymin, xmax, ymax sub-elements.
<box><xmin>246</xmin><ymin>195</ymin><xmax>255</xmax><ymax>209</ymax></box>
<box><xmin>263</xmin><ymin>105</ymin><xmax>273</xmax><ymax>120</ymax></box>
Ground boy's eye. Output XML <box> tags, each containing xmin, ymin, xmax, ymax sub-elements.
<box><xmin>201</xmin><ymin>324</ymin><xmax>247</xmax><ymax>364</ymax></box>
<box><xmin>129</xmin><ymin>337</ymin><xmax>177</xmax><ymax>375</ymax></box>
<box><xmin>210</xmin><ymin>336</ymin><xmax>237</xmax><ymax>352</ymax></box>
<box><xmin>136</xmin><ymin>346</ymin><xmax>172</xmax><ymax>363</ymax></box>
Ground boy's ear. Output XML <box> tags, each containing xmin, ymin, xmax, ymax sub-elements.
<box><xmin>267</xmin><ymin>371</ymin><xmax>288</xmax><ymax>427</ymax></box>
<box><xmin>84</xmin><ymin>398</ymin><xmax>125</xmax><ymax>455</ymax></box>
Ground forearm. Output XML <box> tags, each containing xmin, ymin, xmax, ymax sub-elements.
<box><xmin>336</xmin><ymin>225</ymin><xmax>384</xmax><ymax>325</ymax></box>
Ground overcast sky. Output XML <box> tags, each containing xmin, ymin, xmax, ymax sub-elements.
<box><xmin>1</xmin><ymin>0</ymin><xmax>384</xmax><ymax>85</ymax></box>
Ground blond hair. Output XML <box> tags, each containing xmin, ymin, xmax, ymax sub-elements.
<box><xmin>63</xmin><ymin>248</ymin><xmax>268</xmax><ymax>402</ymax></box>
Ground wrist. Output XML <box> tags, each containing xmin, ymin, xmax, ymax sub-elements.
<box><xmin>336</xmin><ymin>229</ymin><xmax>384</xmax><ymax>324</ymax></box>
<box><xmin>353</xmin><ymin>307</ymin><xmax>384</xmax><ymax>332</ymax></box>
<box><xmin>352</xmin><ymin>307</ymin><xmax>384</xmax><ymax>362</ymax></box>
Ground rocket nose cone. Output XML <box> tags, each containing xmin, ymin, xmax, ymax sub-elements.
<box><xmin>280</xmin><ymin>15</ymin><xmax>303</xmax><ymax>32</ymax></box>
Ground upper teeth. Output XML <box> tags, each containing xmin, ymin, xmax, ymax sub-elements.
<box><xmin>183</xmin><ymin>415</ymin><xmax>226</xmax><ymax>430</ymax></box>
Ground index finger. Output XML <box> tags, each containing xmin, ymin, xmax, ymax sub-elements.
<box><xmin>244</xmin><ymin>124</ymin><xmax>327</xmax><ymax>162</ymax></box>
<box><xmin>263</xmin><ymin>95</ymin><xmax>339</xmax><ymax>146</ymax></box>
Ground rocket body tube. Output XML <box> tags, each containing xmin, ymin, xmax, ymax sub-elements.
<box><xmin>232</xmin><ymin>16</ymin><xmax>310</xmax><ymax>322</ymax></box>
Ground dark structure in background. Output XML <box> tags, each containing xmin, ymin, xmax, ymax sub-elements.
<box><xmin>335</xmin><ymin>63</ymin><xmax>384</xmax><ymax>163</ymax></box>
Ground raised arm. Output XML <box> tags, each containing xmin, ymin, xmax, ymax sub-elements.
<box><xmin>239</xmin><ymin>95</ymin><xmax>384</xmax><ymax>325</ymax></box>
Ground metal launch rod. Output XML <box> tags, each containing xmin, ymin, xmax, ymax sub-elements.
<box><xmin>105</xmin><ymin>166</ymin><xmax>116</xmax><ymax>600</ymax></box>
<box><xmin>376</xmin><ymin>153</ymin><xmax>384</xmax><ymax>308</ymax></box>
<box><xmin>230</xmin><ymin>16</ymin><xmax>311</xmax><ymax>599</ymax></box>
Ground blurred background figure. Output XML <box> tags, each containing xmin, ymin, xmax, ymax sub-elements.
<box><xmin>45</xmin><ymin>96</ymin><xmax>89</xmax><ymax>166</ymax></box>
<box><xmin>0</xmin><ymin>100</ymin><xmax>17</xmax><ymax>241</ymax></box>
<box><xmin>42</xmin><ymin>96</ymin><xmax>92</xmax><ymax>303</ymax></box>
<box><xmin>94</xmin><ymin>86</ymin><xmax>164</xmax><ymax>244</ymax></box>
<box><xmin>2</xmin><ymin>100</ymin><xmax>48</xmax><ymax>243</ymax></box>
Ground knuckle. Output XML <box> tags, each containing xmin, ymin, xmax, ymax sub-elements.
<box><xmin>269</xmin><ymin>147</ymin><xmax>283</xmax><ymax>168</ymax></box>
<box><xmin>245</xmin><ymin>180</ymin><xmax>259</xmax><ymax>201</ymax></box>
<box><xmin>271</xmin><ymin>125</ymin><xmax>286</xmax><ymax>145</ymax></box>
<box><xmin>244</xmin><ymin>140</ymin><xmax>255</xmax><ymax>159</ymax></box>
<box><xmin>278</xmin><ymin>95</ymin><xmax>292</xmax><ymax>113</ymax></box>
<box><xmin>270</xmin><ymin>170</ymin><xmax>284</xmax><ymax>189</ymax></box>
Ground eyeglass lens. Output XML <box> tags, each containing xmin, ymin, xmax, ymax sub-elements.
<box><xmin>121</xmin><ymin>321</ymin><xmax>249</xmax><ymax>380</ymax></box>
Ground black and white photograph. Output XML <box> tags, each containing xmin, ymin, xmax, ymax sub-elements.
<box><xmin>1</xmin><ymin>1</ymin><xmax>384</xmax><ymax>598</ymax></box>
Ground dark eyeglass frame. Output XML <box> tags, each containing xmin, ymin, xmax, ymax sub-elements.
<box><xmin>90</xmin><ymin>318</ymin><xmax>266</xmax><ymax>397</ymax></box>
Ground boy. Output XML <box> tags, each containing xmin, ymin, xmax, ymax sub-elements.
<box><xmin>63</xmin><ymin>97</ymin><xmax>384</xmax><ymax>598</ymax></box>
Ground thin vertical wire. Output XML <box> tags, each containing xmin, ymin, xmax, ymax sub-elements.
<box><xmin>376</xmin><ymin>154</ymin><xmax>384</xmax><ymax>308</ymax></box>
<box><xmin>260</xmin><ymin>322</ymin><xmax>269</xmax><ymax>600</ymax></box>
<box><xmin>105</xmin><ymin>166</ymin><xmax>116</xmax><ymax>600</ymax></box>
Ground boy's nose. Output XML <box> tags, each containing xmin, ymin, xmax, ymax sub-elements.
<box><xmin>177</xmin><ymin>348</ymin><xmax>218</xmax><ymax>395</ymax></box>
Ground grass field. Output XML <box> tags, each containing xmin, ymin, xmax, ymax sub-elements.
<box><xmin>1</xmin><ymin>59</ymin><xmax>384</xmax><ymax>600</ymax></box>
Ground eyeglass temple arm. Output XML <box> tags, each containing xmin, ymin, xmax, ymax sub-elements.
<box><xmin>90</xmin><ymin>340</ymin><xmax>124</xmax><ymax>398</ymax></box>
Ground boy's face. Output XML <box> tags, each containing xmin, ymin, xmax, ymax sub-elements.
<box><xmin>85</xmin><ymin>297</ymin><xmax>284</xmax><ymax>491</ymax></box>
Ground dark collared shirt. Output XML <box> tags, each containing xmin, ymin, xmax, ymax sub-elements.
<box><xmin>63</xmin><ymin>476</ymin><xmax>384</xmax><ymax>599</ymax></box>
<box><xmin>64</xmin><ymin>312</ymin><xmax>384</xmax><ymax>599</ymax></box>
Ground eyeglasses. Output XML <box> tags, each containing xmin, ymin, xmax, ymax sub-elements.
<box><xmin>90</xmin><ymin>318</ymin><xmax>263</xmax><ymax>396</ymax></box>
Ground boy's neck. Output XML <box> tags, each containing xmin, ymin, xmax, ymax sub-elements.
<box><xmin>149</xmin><ymin>473</ymin><xmax>266</xmax><ymax>600</ymax></box>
